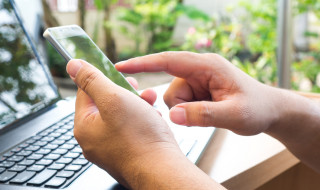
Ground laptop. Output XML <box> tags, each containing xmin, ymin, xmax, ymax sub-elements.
<box><xmin>0</xmin><ymin>0</ymin><xmax>215</xmax><ymax>189</ymax></box>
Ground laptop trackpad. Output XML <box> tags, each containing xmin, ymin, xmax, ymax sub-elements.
<box><xmin>68</xmin><ymin>165</ymin><xmax>126</xmax><ymax>190</ymax></box>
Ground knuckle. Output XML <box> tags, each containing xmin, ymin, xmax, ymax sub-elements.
<box><xmin>197</xmin><ymin>102</ymin><xmax>214</xmax><ymax>126</ymax></box>
<box><xmin>78</xmin><ymin>70</ymin><xmax>100</xmax><ymax>92</ymax></box>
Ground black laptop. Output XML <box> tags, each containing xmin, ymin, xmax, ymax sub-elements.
<box><xmin>0</xmin><ymin>0</ymin><xmax>215</xmax><ymax>189</ymax></box>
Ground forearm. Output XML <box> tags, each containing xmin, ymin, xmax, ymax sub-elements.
<box><xmin>266</xmin><ymin>87</ymin><xmax>320</xmax><ymax>172</ymax></box>
<box><xmin>123</xmin><ymin>150</ymin><xmax>225</xmax><ymax>190</ymax></box>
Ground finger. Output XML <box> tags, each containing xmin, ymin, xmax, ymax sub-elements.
<box><xmin>66</xmin><ymin>59</ymin><xmax>132</xmax><ymax>112</ymax></box>
<box><xmin>126</xmin><ymin>77</ymin><xmax>139</xmax><ymax>90</ymax></box>
<box><xmin>140</xmin><ymin>88</ymin><xmax>157</xmax><ymax>106</ymax></box>
<box><xmin>169</xmin><ymin>101</ymin><xmax>235</xmax><ymax>128</ymax></box>
<box><xmin>115</xmin><ymin>51</ymin><xmax>213</xmax><ymax>78</ymax></box>
<box><xmin>164</xmin><ymin>78</ymin><xmax>194</xmax><ymax>108</ymax></box>
<box><xmin>74</xmin><ymin>88</ymin><xmax>99</xmax><ymax>129</ymax></box>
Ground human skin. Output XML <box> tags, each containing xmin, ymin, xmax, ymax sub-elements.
<box><xmin>67</xmin><ymin>51</ymin><xmax>320</xmax><ymax>189</ymax></box>
<box><xmin>66</xmin><ymin>59</ymin><xmax>224</xmax><ymax>189</ymax></box>
<box><xmin>115</xmin><ymin>51</ymin><xmax>320</xmax><ymax>174</ymax></box>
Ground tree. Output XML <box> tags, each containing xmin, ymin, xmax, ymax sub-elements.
<box><xmin>94</xmin><ymin>0</ymin><xmax>118</xmax><ymax>63</ymax></box>
<box><xmin>41</xmin><ymin>0</ymin><xmax>60</xmax><ymax>27</ymax></box>
<box><xmin>79</xmin><ymin>0</ymin><xmax>86</xmax><ymax>30</ymax></box>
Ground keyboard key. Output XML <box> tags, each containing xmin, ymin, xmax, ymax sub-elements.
<box><xmin>27</xmin><ymin>154</ymin><xmax>43</xmax><ymax>161</ymax></box>
<box><xmin>38</xmin><ymin>131</ymin><xmax>50</xmax><ymax>137</ymax></box>
<box><xmin>3</xmin><ymin>152</ymin><xmax>14</xmax><ymax>157</ymax></box>
<box><xmin>18</xmin><ymin>159</ymin><xmax>35</xmax><ymax>166</ymax></box>
<box><xmin>7</xmin><ymin>156</ymin><xmax>24</xmax><ymax>162</ymax></box>
<box><xmin>11</xmin><ymin>147</ymin><xmax>23</xmax><ymax>153</ymax></box>
<box><xmin>60</xmin><ymin>144</ymin><xmax>74</xmax><ymax>150</ymax></box>
<box><xmin>56</xmin><ymin>158</ymin><xmax>72</xmax><ymax>165</ymax></box>
<box><xmin>55</xmin><ymin>128</ymin><xmax>68</xmax><ymax>134</ymax></box>
<box><xmin>8</xmin><ymin>165</ymin><xmax>26</xmax><ymax>172</ymax></box>
<box><xmin>16</xmin><ymin>150</ymin><xmax>32</xmax><ymax>157</ymax></box>
<box><xmin>33</xmin><ymin>141</ymin><xmax>47</xmax><ymax>147</ymax></box>
<box><xmin>9</xmin><ymin>171</ymin><xmax>35</xmax><ymax>184</ymax></box>
<box><xmin>27</xmin><ymin>165</ymin><xmax>45</xmax><ymax>172</ymax></box>
<box><xmin>66</xmin><ymin>139</ymin><xmax>78</xmax><ymax>145</ymax></box>
<box><xmin>0</xmin><ymin>168</ymin><xmax>5</xmax><ymax>174</ymax></box>
<box><xmin>56</xmin><ymin>171</ymin><xmax>74</xmax><ymax>178</ymax></box>
<box><xmin>27</xmin><ymin>169</ymin><xmax>57</xmax><ymax>186</ymax></box>
<box><xmin>65</xmin><ymin>131</ymin><xmax>74</xmax><ymax>136</ymax></box>
<box><xmin>0</xmin><ymin>156</ymin><xmax>6</xmax><ymax>162</ymax></box>
<box><xmin>79</xmin><ymin>155</ymin><xmax>85</xmax><ymax>159</ymax></box>
<box><xmin>61</xmin><ymin>126</ymin><xmax>73</xmax><ymax>131</ymax></box>
<box><xmin>18</xmin><ymin>143</ymin><xmax>30</xmax><ymax>148</ymax></box>
<box><xmin>32</xmin><ymin>136</ymin><xmax>42</xmax><ymax>141</ymax></box>
<box><xmin>44</xmin><ymin>177</ymin><xmax>66</xmax><ymax>188</ymax></box>
<box><xmin>48</xmin><ymin>132</ymin><xmax>62</xmax><ymax>138</ymax></box>
<box><xmin>57</xmin><ymin>121</ymin><xmax>67</xmax><ymax>126</ymax></box>
<box><xmin>64</xmin><ymin>152</ymin><xmax>79</xmax><ymax>159</ymax></box>
<box><xmin>43</xmin><ymin>144</ymin><xmax>58</xmax><ymax>150</ymax></box>
<box><xmin>0</xmin><ymin>161</ymin><xmax>15</xmax><ymax>168</ymax></box>
<box><xmin>43</xmin><ymin>128</ymin><xmax>56</xmax><ymax>134</ymax></box>
<box><xmin>26</xmin><ymin>139</ymin><xmax>36</xmax><ymax>144</ymax></box>
<box><xmin>51</xmin><ymin>139</ymin><xmax>65</xmax><ymax>145</ymax></box>
<box><xmin>72</xmin><ymin>158</ymin><xmax>88</xmax><ymax>166</ymax></box>
<box><xmin>44</xmin><ymin>154</ymin><xmax>61</xmax><ymax>160</ymax></box>
<box><xmin>52</xmin><ymin>149</ymin><xmax>68</xmax><ymax>155</ymax></box>
<box><xmin>48</xmin><ymin>163</ymin><xmax>65</xmax><ymax>170</ymax></box>
<box><xmin>40</xmin><ymin>137</ymin><xmax>55</xmax><ymax>142</ymax></box>
<box><xmin>64</xmin><ymin>165</ymin><xmax>81</xmax><ymax>172</ymax></box>
<box><xmin>35</xmin><ymin>149</ymin><xmax>51</xmax><ymax>155</ymax></box>
<box><xmin>51</xmin><ymin>124</ymin><xmax>61</xmax><ymax>130</ymax></box>
<box><xmin>0</xmin><ymin>171</ymin><xmax>17</xmax><ymax>182</ymax></box>
<box><xmin>58</xmin><ymin>135</ymin><xmax>73</xmax><ymax>141</ymax></box>
<box><xmin>71</xmin><ymin>147</ymin><xmax>82</xmax><ymax>154</ymax></box>
<box><xmin>25</xmin><ymin>145</ymin><xmax>41</xmax><ymax>152</ymax></box>
<box><xmin>36</xmin><ymin>159</ymin><xmax>53</xmax><ymax>166</ymax></box>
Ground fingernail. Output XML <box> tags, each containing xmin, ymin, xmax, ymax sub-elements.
<box><xmin>67</xmin><ymin>60</ymin><xmax>83</xmax><ymax>78</ymax></box>
<box><xmin>170</xmin><ymin>107</ymin><xmax>186</xmax><ymax>125</ymax></box>
<box><xmin>115</xmin><ymin>60</ymin><xmax>126</xmax><ymax>66</ymax></box>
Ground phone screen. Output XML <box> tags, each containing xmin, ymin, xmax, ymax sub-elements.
<box><xmin>47</xmin><ymin>27</ymin><xmax>138</xmax><ymax>96</ymax></box>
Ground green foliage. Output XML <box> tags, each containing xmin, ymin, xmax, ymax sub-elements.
<box><xmin>182</xmin><ymin>0</ymin><xmax>320</xmax><ymax>90</ymax></box>
<box><xmin>46</xmin><ymin>42</ymin><xmax>68</xmax><ymax>77</ymax></box>
<box><xmin>115</xmin><ymin>0</ymin><xmax>209</xmax><ymax>58</ymax></box>
<box><xmin>182</xmin><ymin>0</ymin><xmax>278</xmax><ymax>85</ymax></box>
<box><xmin>93</xmin><ymin>0</ymin><xmax>119</xmax><ymax>10</ymax></box>
<box><xmin>294</xmin><ymin>0</ymin><xmax>320</xmax><ymax>18</ymax></box>
<box><xmin>292</xmin><ymin>0</ymin><xmax>320</xmax><ymax>92</ymax></box>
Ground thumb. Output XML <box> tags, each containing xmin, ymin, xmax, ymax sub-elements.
<box><xmin>66</xmin><ymin>59</ymin><xmax>125</xmax><ymax>110</ymax></box>
<box><xmin>169</xmin><ymin>101</ymin><xmax>234</xmax><ymax>128</ymax></box>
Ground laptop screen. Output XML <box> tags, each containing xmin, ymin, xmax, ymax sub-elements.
<box><xmin>0</xmin><ymin>0</ymin><xmax>60</xmax><ymax>130</ymax></box>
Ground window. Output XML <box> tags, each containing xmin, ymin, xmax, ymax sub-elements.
<box><xmin>57</xmin><ymin>0</ymin><xmax>78</xmax><ymax>12</ymax></box>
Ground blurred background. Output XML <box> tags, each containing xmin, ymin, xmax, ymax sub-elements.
<box><xmin>15</xmin><ymin>0</ymin><xmax>320</xmax><ymax>97</ymax></box>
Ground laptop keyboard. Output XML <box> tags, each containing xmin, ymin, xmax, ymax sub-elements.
<box><xmin>0</xmin><ymin>114</ymin><xmax>90</xmax><ymax>188</ymax></box>
<box><xmin>0</xmin><ymin>113</ymin><xmax>198</xmax><ymax>189</ymax></box>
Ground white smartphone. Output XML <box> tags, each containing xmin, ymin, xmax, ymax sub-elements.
<box><xmin>43</xmin><ymin>25</ymin><xmax>139</xmax><ymax>96</ymax></box>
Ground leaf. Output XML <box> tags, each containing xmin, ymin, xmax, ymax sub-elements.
<box><xmin>94</xmin><ymin>0</ymin><xmax>103</xmax><ymax>10</ymax></box>
<box><xmin>175</xmin><ymin>4</ymin><xmax>210</xmax><ymax>21</ymax></box>
<box><xmin>304</xmin><ymin>31</ymin><xmax>319</xmax><ymax>38</ymax></box>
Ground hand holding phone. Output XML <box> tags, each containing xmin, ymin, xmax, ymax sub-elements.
<box><xmin>43</xmin><ymin>25</ymin><xmax>139</xmax><ymax>96</ymax></box>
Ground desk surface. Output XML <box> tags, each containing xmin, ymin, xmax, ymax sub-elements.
<box><xmin>196</xmin><ymin>91</ymin><xmax>320</xmax><ymax>190</ymax></box>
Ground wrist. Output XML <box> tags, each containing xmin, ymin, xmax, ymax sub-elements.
<box><xmin>122</xmin><ymin>147</ymin><xmax>221</xmax><ymax>190</ymax></box>
<box><xmin>120</xmin><ymin>144</ymin><xmax>183</xmax><ymax>188</ymax></box>
<box><xmin>265</xmin><ymin>88</ymin><xmax>320</xmax><ymax>144</ymax></box>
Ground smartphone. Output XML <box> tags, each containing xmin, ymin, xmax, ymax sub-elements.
<box><xmin>43</xmin><ymin>25</ymin><xmax>139</xmax><ymax>96</ymax></box>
